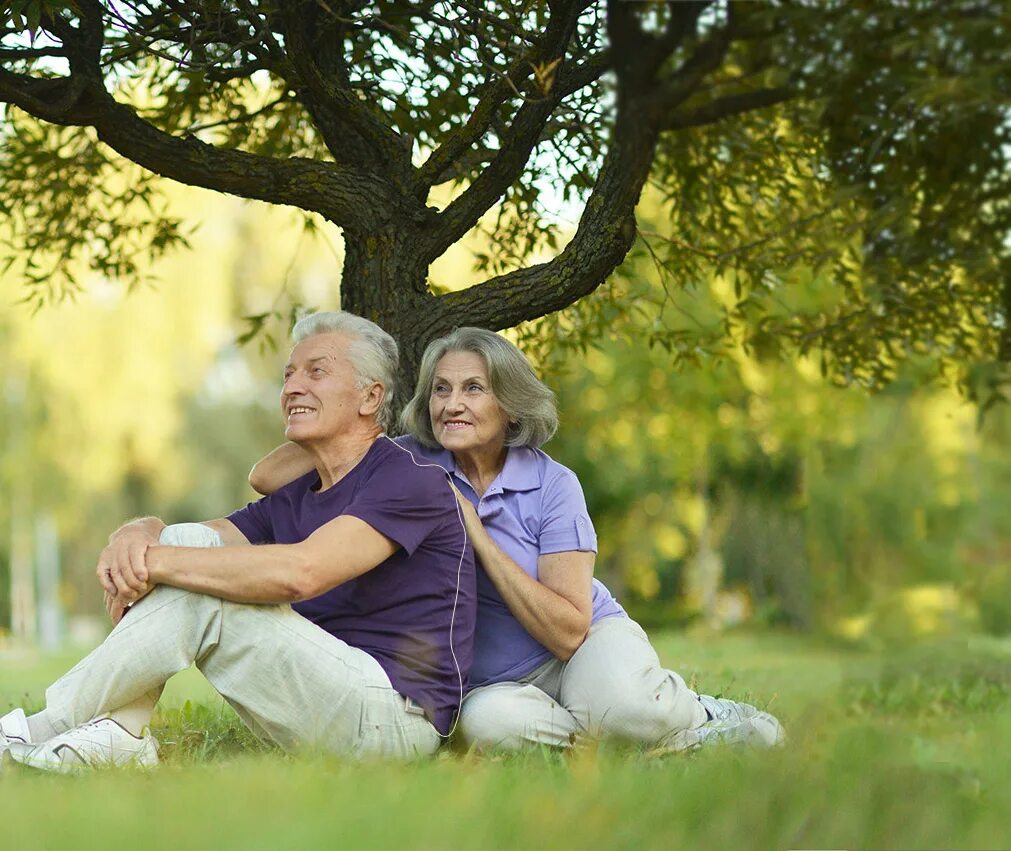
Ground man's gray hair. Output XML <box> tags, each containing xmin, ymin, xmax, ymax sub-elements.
<box><xmin>401</xmin><ymin>327</ymin><xmax>557</xmax><ymax>449</ymax></box>
<box><xmin>291</xmin><ymin>311</ymin><xmax>399</xmax><ymax>432</ymax></box>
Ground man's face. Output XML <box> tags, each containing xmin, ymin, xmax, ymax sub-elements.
<box><xmin>281</xmin><ymin>332</ymin><xmax>364</xmax><ymax>444</ymax></box>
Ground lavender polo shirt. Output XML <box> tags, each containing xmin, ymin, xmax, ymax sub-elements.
<box><xmin>226</xmin><ymin>436</ymin><xmax>476</xmax><ymax>735</ymax></box>
<box><xmin>395</xmin><ymin>437</ymin><xmax>626</xmax><ymax>688</ymax></box>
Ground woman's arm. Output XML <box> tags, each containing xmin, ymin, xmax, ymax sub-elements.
<box><xmin>454</xmin><ymin>489</ymin><xmax>594</xmax><ymax>661</ymax></box>
<box><xmin>248</xmin><ymin>442</ymin><xmax>315</xmax><ymax>495</ymax></box>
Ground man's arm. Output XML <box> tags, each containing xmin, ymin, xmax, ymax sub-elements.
<box><xmin>99</xmin><ymin>516</ymin><xmax>249</xmax><ymax>604</ymax></box>
<box><xmin>145</xmin><ymin>514</ymin><xmax>399</xmax><ymax>604</ymax></box>
<box><xmin>97</xmin><ymin>516</ymin><xmax>166</xmax><ymax>601</ymax></box>
<box><xmin>248</xmin><ymin>442</ymin><xmax>315</xmax><ymax>495</ymax></box>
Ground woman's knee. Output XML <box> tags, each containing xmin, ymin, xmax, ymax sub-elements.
<box><xmin>458</xmin><ymin>687</ymin><xmax>527</xmax><ymax>751</ymax></box>
<box><xmin>574</xmin><ymin>682</ymin><xmax>694</xmax><ymax>742</ymax></box>
<box><xmin>458</xmin><ymin>684</ymin><xmax>577</xmax><ymax>752</ymax></box>
<box><xmin>562</xmin><ymin>648</ymin><xmax>704</xmax><ymax>743</ymax></box>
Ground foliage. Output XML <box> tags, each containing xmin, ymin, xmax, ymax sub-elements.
<box><xmin>967</xmin><ymin>564</ymin><xmax>1011</xmax><ymax>637</ymax></box>
<box><xmin>0</xmin><ymin>1</ymin><xmax>1007</xmax><ymax>391</ymax></box>
<box><xmin>0</xmin><ymin>182</ymin><xmax>315</xmax><ymax>627</ymax></box>
<box><xmin>1</xmin><ymin>113</ymin><xmax>191</xmax><ymax>309</ymax></box>
<box><xmin>543</xmin><ymin>192</ymin><xmax>999</xmax><ymax>630</ymax></box>
<box><xmin>2</xmin><ymin>175</ymin><xmax>1009</xmax><ymax>639</ymax></box>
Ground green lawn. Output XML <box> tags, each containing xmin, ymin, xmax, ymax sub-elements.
<box><xmin>2</xmin><ymin>631</ymin><xmax>1009</xmax><ymax>850</ymax></box>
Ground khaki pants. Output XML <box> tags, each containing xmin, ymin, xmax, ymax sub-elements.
<box><xmin>458</xmin><ymin>616</ymin><xmax>707</xmax><ymax>751</ymax></box>
<box><xmin>33</xmin><ymin>524</ymin><xmax>440</xmax><ymax>760</ymax></box>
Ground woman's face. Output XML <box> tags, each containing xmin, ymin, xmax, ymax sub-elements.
<box><xmin>429</xmin><ymin>350</ymin><xmax>511</xmax><ymax>457</ymax></box>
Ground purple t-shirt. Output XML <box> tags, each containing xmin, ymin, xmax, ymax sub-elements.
<box><xmin>226</xmin><ymin>436</ymin><xmax>476</xmax><ymax>735</ymax></box>
<box><xmin>395</xmin><ymin>437</ymin><xmax>626</xmax><ymax>688</ymax></box>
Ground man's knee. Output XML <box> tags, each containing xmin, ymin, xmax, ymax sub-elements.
<box><xmin>121</xmin><ymin>584</ymin><xmax>211</xmax><ymax>623</ymax></box>
<box><xmin>159</xmin><ymin>523</ymin><xmax>223</xmax><ymax>548</ymax></box>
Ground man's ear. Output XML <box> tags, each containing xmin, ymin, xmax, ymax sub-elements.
<box><xmin>359</xmin><ymin>381</ymin><xmax>385</xmax><ymax>418</ymax></box>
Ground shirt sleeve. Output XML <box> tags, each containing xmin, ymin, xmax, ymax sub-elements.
<box><xmin>226</xmin><ymin>495</ymin><xmax>276</xmax><ymax>545</ymax></box>
<box><xmin>343</xmin><ymin>456</ymin><xmax>456</xmax><ymax>556</ymax></box>
<box><xmin>538</xmin><ymin>466</ymin><xmax>598</xmax><ymax>555</ymax></box>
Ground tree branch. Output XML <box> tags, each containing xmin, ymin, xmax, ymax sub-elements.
<box><xmin>666</xmin><ymin>86</ymin><xmax>793</xmax><ymax>130</ymax></box>
<box><xmin>415</xmin><ymin>0</ymin><xmax>596</xmax><ymax>196</ymax></box>
<box><xmin>0</xmin><ymin>47</ymin><xmax>68</xmax><ymax>60</ymax></box>
<box><xmin>653</xmin><ymin>1</ymin><xmax>739</xmax><ymax>114</ymax></box>
<box><xmin>414</xmin><ymin>57</ymin><xmax>538</xmax><ymax>192</ymax></box>
<box><xmin>0</xmin><ymin>68</ymin><xmax>422</xmax><ymax>231</ymax></box>
<box><xmin>277</xmin><ymin>1</ymin><xmax>414</xmax><ymax>184</ymax></box>
<box><xmin>434</xmin><ymin>90</ymin><xmax>661</xmax><ymax>331</ymax></box>
<box><xmin>429</xmin><ymin>0</ymin><xmax>724</xmax><ymax>331</ymax></box>
<box><xmin>423</xmin><ymin>95</ymin><xmax>561</xmax><ymax>261</ymax></box>
<box><xmin>49</xmin><ymin>0</ymin><xmax>104</xmax><ymax>70</ymax></box>
<box><xmin>422</xmin><ymin>1</ymin><xmax>593</xmax><ymax>258</ymax></box>
<box><xmin>429</xmin><ymin>144</ymin><xmax>498</xmax><ymax>185</ymax></box>
<box><xmin>184</xmin><ymin>92</ymin><xmax>292</xmax><ymax>133</ymax></box>
<box><xmin>422</xmin><ymin>49</ymin><xmax>609</xmax><ymax>190</ymax></box>
<box><xmin>609</xmin><ymin>0</ymin><xmax>708</xmax><ymax>87</ymax></box>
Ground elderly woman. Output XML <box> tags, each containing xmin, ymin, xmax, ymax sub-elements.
<box><xmin>252</xmin><ymin>328</ymin><xmax>783</xmax><ymax>751</ymax></box>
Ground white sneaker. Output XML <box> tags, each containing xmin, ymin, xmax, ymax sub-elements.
<box><xmin>1</xmin><ymin>708</ymin><xmax>31</xmax><ymax>767</ymax></box>
<box><xmin>671</xmin><ymin>695</ymin><xmax>785</xmax><ymax>751</ymax></box>
<box><xmin>9</xmin><ymin>717</ymin><xmax>159</xmax><ymax>773</ymax></box>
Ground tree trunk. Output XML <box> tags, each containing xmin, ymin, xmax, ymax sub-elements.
<box><xmin>339</xmin><ymin>226</ymin><xmax>456</xmax><ymax>426</ymax></box>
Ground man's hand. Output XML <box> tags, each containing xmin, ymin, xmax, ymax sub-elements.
<box><xmin>97</xmin><ymin>517</ymin><xmax>165</xmax><ymax>604</ymax></box>
<box><xmin>104</xmin><ymin>590</ymin><xmax>130</xmax><ymax>626</ymax></box>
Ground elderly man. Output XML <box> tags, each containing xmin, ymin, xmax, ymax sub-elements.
<box><xmin>0</xmin><ymin>311</ymin><xmax>476</xmax><ymax>771</ymax></box>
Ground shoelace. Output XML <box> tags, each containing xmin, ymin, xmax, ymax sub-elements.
<box><xmin>76</xmin><ymin>717</ymin><xmax>146</xmax><ymax>742</ymax></box>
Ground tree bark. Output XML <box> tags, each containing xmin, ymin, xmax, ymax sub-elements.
<box><xmin>339</xmin><ymin>226</ymin><xmax>446</xmax><ymax>418</ymax></box>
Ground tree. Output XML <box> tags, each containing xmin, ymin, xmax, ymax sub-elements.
<box><xmin>545</xmin><ymin>193</ymin><xmax>993</xmax><ymax>632</ymax></box>
<box><xmin>1</xmin><ymin>1</ymin><xmax>1007</xmax><ymax>399</ymax></box>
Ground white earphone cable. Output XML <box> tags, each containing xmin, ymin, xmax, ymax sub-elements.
<box><xmin>381</xmin><ymin>434</ymin><xmax>468</xmax><ymax>740</ymax></box>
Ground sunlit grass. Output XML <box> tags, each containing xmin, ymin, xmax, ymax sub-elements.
<box><xmin>2</xmin><ymin>631</ymin><xmax>1009</xmax><ymax>850</ymax></box>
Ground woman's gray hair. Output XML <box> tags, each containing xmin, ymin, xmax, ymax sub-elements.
<box><xmin>291</xmin><ymin>311</ymin><xmax>399</xmax><ymax>432</ymax></box>
<box><xmin>401</xmin><ymin>327</ymin><xmax>558</xmax><ymax>448</ymax></box>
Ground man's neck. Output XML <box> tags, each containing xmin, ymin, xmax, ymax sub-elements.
<box><xmin>304</xmin><ymin>426</ymin><xmax>383</xmax><ymax>491</ymax></box>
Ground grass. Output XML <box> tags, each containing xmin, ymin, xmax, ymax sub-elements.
<box><xmin>2</xmin><ymin>630</ymin><xmax>1009</xmax><ymax>850</ymax></box>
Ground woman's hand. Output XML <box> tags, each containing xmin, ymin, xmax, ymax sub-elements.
<box><xmin>449</xmin><ymin>482</ymin><xmax>484</xmax><ymax>540</ymax></box>
<box><xmin>449</xmin><ymin>479</ymin><xmax>593</xmax><ymax>661</ymax></box>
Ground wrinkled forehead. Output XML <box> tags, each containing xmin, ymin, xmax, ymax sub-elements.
<box><xmin>286</xmin><ymin>331</ymin><xmax>351</xmax><ymax>369</ymax></box>
<box><xmin>435</xmin><ymin>349</ymin><xmax>490</xmax><ymax>378</ymax></box>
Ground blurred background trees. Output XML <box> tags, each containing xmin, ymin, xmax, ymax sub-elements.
<box><xmin>2</xmin><ymin>181</ymin><xmax>1010</xmax><ymax>645</ymax></box>
<box><xmin>1</xmin><ymin>1</ymin><xmax>1008</xmax><ymax>645</ymax></box>
<box><xmin>544</xmin><ymin>192</ymin><xmax>1011</xmax><ymax>638</ymax></box>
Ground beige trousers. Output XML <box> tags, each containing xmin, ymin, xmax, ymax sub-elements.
<box><xmin>458</xmin><ymin>616</ymin><xmax>707</xmax><ymax>751</ymax></box>
<box><xmin>33</xmin><ymin>523</ymin><xmax>440</xmax><ymax>760</ymax></box>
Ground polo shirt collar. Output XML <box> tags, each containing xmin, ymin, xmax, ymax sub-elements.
<box><xmin>445</xmin><ymin>445</ymin><xmax>541</xmax><ymax>495</ymax></box>
<box><xmin>496</xmin><ymin>446</ymin><xmax>541</xmax><ymax>493</ymax></box>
